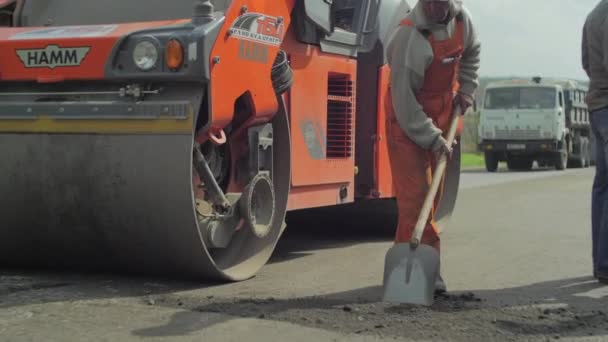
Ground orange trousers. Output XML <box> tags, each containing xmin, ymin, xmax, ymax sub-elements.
<box><xmin>385</xmin><ymin>111</ymin><xmax>445</xmax><ymax>254</ymax></box>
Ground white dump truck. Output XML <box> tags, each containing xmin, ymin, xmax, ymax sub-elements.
<box><xmin>478</xmin><ymin>77</ymin><xmax>592</xmax><ymax>172</ymax></box>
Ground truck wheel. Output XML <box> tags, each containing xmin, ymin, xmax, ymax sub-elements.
<box><xmin>485</xmin><ymin>152</ymin><xmax>498</xmax><ymax>172</ymax></box>
<box><xmin>579</xmin><ymin>137</ymin><xmax>588</xmax><ymax>168</ymax></box>
<box><xmin>506</xmin><ymin>158</ymin><xmax>516</xmax><ymax>171</ymax></box>
<box><xmin>572</xmin><ymin>136</ymin><xmax>586</xmax><ymax>168</ymax></box>
<box><xmin>583</xmin><ymin>138</ymin><xmax>591</xmax><ymax>168</ymax></box>
<box><xmin>555</xmin><ymin>147</ymin><xmax>568</xmax><ymax>171</ymax></box>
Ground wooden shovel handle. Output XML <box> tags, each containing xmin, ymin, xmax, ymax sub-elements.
<box><xmin>411</xmin><ymin>105</ymin><xmax>462</xmax><ymax>246</ymax></box>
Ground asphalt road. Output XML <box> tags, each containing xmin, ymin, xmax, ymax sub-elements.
<box><xmin>1</xmin><ymin>167</ymin><xmax>607</xmax><ymax>342</ymax></box>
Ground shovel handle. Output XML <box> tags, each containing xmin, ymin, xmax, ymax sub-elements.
<box><xmin>411</xmin><ymin>105</ymin><xmax>462</xmax><ymax>246</ymax></box>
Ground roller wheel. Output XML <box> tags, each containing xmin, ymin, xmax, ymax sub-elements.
<box><xmin>0</xmin><ymin>96</ymin><xmax>288</xmax><ymax>280</ymax></box>
<box><xmin>192</xmin><ymin>96</ymin><xmax>291</xmax><ymax>281</ymax></box>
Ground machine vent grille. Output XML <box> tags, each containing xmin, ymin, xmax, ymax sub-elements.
<box><xmin>326</xmin><ymin>74</ymin><xmax>354</xmax><ymax>159</ymax></box>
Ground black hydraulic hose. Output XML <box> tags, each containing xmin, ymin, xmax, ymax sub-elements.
<box><xmin>271</xmin><ymin>50</ymin><xmax>293</xmax><ymax>95</ymax></box>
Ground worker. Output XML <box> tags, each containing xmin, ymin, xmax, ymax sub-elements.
<box><xmin>582</xmin><ymin>0</ymin><xmax>608</xmax><ymax>285</ymax></box>
<box><xmin>384</xmin><ymin>0</ymin><xmax>481</xmax><ymax>293</ymax></box>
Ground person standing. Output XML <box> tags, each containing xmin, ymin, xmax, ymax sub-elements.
<box><xmin>582</xmin><ymin>0</ymin><xmax>608</xmax><ymax>284</ymax></box>
<box><xmin>385</xmin><ymin>0</ymin><xmax>481</xmax><ymax>293</ymax></box>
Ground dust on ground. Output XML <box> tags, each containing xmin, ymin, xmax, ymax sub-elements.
<box><xmin>2</xmin><ymin>272</ymin><xmax>606</xmax><ymax>342</ymax></box>
<box><xmin>146</xmin><ymin>287</ymin><xmax>608</xmax><ymax>341</ymax></box>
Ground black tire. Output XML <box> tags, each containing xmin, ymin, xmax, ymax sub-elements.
<box><xmin>555</xmin><ymin>144</ymin><xmax>568</xmax><ymax>171</ymax></box>
<box><xmin>583</xmin><ymin>138</ymin><xmax>591</xmax><ymax>168</ymax></box>
<box><xmin>271</xmin><ymin>50</ymin><xmax>293</xmax><ymax>95</ymax></box>
<box><xmin>571</xmin><ymin>136</ymin><xmax>586</xmax><ymax>168</ymax></box>
<box><xmin>485</xmin><ymin>152</ymin><xmax>498</xmax><ymax>172</ymax></box>
<box><xmin>579</xmin><ymin>137</ymin><xmax>588</xmax><ymax>168</ymax></box>
<box><xmin>506</xmin><ymin>158</ymin><xmax>516</xmax><ymax>171</ymax></box>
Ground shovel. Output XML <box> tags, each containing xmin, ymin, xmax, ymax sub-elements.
<box><xmin>382</xmin><ymin>105</ymin><xmax>462</xmax><ymax>306</ymax></box>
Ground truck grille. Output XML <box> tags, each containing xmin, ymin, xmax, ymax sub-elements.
<box><xmin>494</xmin><ymin>127</ymin><xmax>542</xmax><ymax>140</ymax></box>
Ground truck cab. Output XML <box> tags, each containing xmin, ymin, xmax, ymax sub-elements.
<box><xmin>478</xmin><ymin>77</ymin><xmax>591</xmax><ymax>172</ymax></box>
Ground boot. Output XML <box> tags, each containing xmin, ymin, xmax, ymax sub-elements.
<box><xmin>435</xmin><ymin>273</ymin><xmax>447</xmax><ymax>294</ymax></box>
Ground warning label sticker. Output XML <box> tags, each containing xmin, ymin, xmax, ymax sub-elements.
<box><xmin>228</xmin><ymin>13</ymin><xmax>284</xmax><ymax>46</ymax></box>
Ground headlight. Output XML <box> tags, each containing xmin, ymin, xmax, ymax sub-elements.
<box><xmin>133</xmin><ymin>40</ymin><xmax>159</xmax><ymax>71</ymax></box>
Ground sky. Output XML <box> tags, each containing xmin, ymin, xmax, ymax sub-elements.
<box><xmin>407</xmin><ymin>0</ymin><xmax>601</xmax><ymax>81</ymax></box>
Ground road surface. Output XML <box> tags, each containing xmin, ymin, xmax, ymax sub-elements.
<box><xmin>1</xmin><ymin>167</ymin><xmax>607</xmax><ymax>342</ymax></box>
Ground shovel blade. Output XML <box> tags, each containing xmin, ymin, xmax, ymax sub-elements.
<box><xmin>382</xmin><ymin>243</ymin><xmax>440</xmax><ymax>306</ymax></box>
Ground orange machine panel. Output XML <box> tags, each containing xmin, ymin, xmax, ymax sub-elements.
<box><xmin>287</xmin><ymin>182</ymin><xmax>354</xmax><ymax>211</ymax></box>
<box><xmin>208</xmin><ymin>0</ymin><xmax>295</xmax><ymax>130</ymax></box>
<box><xmin>374</xmin><ymin>65</ymin><xmax>394</xmax><ymax>199</ymax></box>
<box><xmin>283</xmin><ymin>38</ymin><xmax>357</xmax><ymax>188</ymax></box>
<box><xmin>0</xmin><ymin>20</ymin><xmax>188</xmax><ymax>82</ymax></box>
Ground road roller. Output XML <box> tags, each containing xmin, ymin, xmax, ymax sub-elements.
<box><xmin>0</xmin><ymin>0</ymin><xmax>461</xmax><ymax>281</ymax></box>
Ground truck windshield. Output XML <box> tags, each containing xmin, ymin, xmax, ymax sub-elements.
<box><xmin>19</xmin><ymin>0</ymin><xmax>231</xmax><ymax>26</ymax></box>
<box><xmin>484</xmin><ymin>87</ymin><xmax>557</xmax><ymax>110</ymax></box>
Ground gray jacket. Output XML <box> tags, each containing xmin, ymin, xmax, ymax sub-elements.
<box><xmin>582</xmin><ymin>0</ymin><xmax>608</xmax><ymax>112</ymax></box>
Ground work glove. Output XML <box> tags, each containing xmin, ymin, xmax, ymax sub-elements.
<box><xmin>453</xmin><ymin>92</ymin><xmax>474</xmax><ymax>115</ymax></box>
<box><xmin>434</xmin><ymin>138</ymin><xmax>457</xmax><ymax>161</ymax></box>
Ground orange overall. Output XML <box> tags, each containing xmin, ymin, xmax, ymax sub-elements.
<box><xmin>385</xmin><ymin>16</ymin><xmax>465</xmax><ymax>253</ymax></box>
